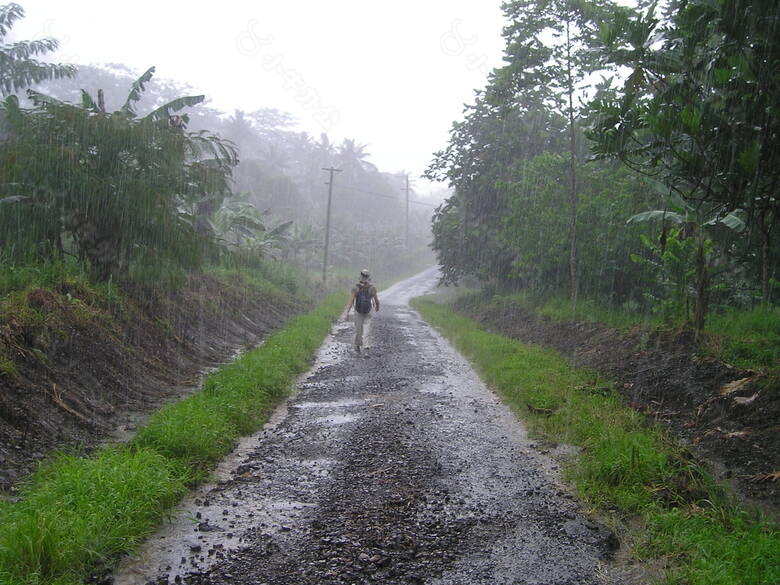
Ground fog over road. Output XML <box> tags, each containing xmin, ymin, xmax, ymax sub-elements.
<box><xmin>115</xmin><ymin>268</ymin><xmax>619</xmax><ymax>585</ymax></box>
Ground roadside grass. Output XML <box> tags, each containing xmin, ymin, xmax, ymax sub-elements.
<box><xmin>460</xmin><ymin>289</ymin><xmax>655</xmax><ymax>330</ymax></box>
<box><xmin>134</xmin><ymin>293</ymin><xmax>343</xmax><ymax>466</ymax></box>
<box><xmin>460</xmin><ymin>289</ymin><xmax>780</xmax><ymax>378</ymax></box>
<box><xmin>0</xmin><ymin>292</ymin><xmax>345</xmax><ymax>585</ymax></box>
<box><xmin>0</xmin><ymin>449</ymin><xmax>189</xmax><ymax>585</ymax></box>
<box><xmin>205</xmin><ymin>258</ymin><xmax>309</xmax><ymax>299</ymax></box>
<box><xmin>412</xmin><ymin>296</ymin><xmax>779</xmax><ymax>585</ymax></box>
<box><xmin>704</xmin><ymin>305</ymin><xmax>780</xmax><ymax>374</ymax></box>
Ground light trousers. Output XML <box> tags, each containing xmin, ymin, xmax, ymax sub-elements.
<box><xmin>354</xmin><ymin>311</ymin><xmax>371</xmax><ymax>348</ymax></box>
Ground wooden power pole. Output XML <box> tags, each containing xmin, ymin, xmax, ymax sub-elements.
<box><xmin>322</xmin><ymin>166</ymin><xmax>341</xmax><ymax>283</ymax></box>
<box><xmin>402</xmin><ymin>173</ymin><xmax>411</xmax><ymax>248</ymax></box>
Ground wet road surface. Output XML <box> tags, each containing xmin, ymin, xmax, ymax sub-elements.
<box><xmin>114</xmin><ymin>268</ymin><xmax>619</xmax><ymax>585</ymax></box>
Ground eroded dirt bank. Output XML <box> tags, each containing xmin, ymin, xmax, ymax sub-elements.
<box><xmin>115</xmin><ymin>269</ymin><xmax>627</xmax><ymax>585</ymax></box>
<box><xmin>0</xmin><ymin>274</ymin><xmax>302</xmax><ymax>490</ymax></box>
<box><xmin>455</xmin><ymin>296</ymin><xmax>779</xmax><ymax>513</ymax></box>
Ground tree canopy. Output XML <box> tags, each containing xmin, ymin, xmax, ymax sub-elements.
<box><xmin>427</xmin><ymin>0</ymin><xmax>780</xmax><ymax>328</ymax></box>
<box><xmin>0</xmin><ymin>3</ymin><xmax>76</xmax><ymax>96</ymax></box>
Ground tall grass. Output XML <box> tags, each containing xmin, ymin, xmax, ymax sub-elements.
<box><xmin>460</xmin><ymin>288</ymin><xmax>780</xmax><ymax>375</ymax></box>
<box><xmin>413</xmin><ymin>297</ymin><xmax>779</xmax><ymax>585</ymax></box>
<box><xmin>0</xmin><ymin>293</ymin><xmax>344</xmax><ymax>585</ymax></box>
<box><xmin>0</xmin><ymin>449</ymin><xmax>188</xmax><ymax>585</ymax></box>
<box><xmin>704</xmin><ymin>305</ymin><xmax>780</xmax><ymax>371</ymax></box>
<box><xmin>206</xmin><ymin>256</ymin><xmax>309</xmax><ymax>298</ymax></box>
<box><xmin>457</xmin><ymin>289</ymin><xmax>657</xmax><ymax>330</ymax></box>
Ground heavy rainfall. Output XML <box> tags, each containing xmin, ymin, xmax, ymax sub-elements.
<box><xmin>0</xmin><ymin>1</ymin><xmax>778</xmax><ymax>585</ymax></box>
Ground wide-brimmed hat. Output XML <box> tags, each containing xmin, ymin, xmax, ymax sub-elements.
<box><xmin>359</xmin><ymin>269</ymin><xmax>370</xmax><ymax>279</ymax></box>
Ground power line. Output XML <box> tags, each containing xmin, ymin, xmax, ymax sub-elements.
<box><xmin>334</xmin><ymin>184</ymin><xmax>439</xmax><ymax>207</ymax></box>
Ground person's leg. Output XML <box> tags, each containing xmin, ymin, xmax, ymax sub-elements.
<box><xmin>354</xmin><ymin>312</ymin><xmax>365</xmax><ymax>350</ymax></box>
<box><xmin>362</xmin><ymin>312</ymin><xmax>372</xmax><ymax>349</ymax></box>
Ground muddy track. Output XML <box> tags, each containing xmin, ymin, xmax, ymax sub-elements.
<box><xmin>114</xmin><ymin>269</ymin><xmax>622</xmax><ymax>585</ymax></box>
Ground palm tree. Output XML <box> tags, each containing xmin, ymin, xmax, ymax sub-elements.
<box><xmin>317</xmin><ymin>133</ymin><xmax>336</xmax><ymax>160</ymax></box>
<box><xmin>0</xmin><ymin>3</ymin><xmax>76</xmax><ymax>96</ymax></box>
<box><xmin>337</xmin><ymin>138</ymin><xmax>377</xmax><ymax>183</ymax></box>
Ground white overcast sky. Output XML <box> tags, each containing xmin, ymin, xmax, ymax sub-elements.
<box><xmin>12</xmin><ymin>1</ymin><xmax>507</xmax><ymax>196</ymax></box>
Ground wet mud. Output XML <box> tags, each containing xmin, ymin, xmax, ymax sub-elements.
<box><xmin>114</xmin><ymin>270</ymin><xmax>624</xmax><ymax>585</ymax></box>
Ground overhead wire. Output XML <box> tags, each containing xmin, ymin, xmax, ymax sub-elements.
<box><xmin>333</xmin><ymin>185</ymin><xmax>440</xmax><ymax>207</ymax></box>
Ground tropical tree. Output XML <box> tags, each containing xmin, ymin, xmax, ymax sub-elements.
<box><xmin>427</xmin><ymin>0</ymin><xmax>626</xmax><ymax>293</ymax></box>
<box><xmin>212</xmin><ymin>190</ymin><xmax>292</xmax><ymax>257</ymax></box>
<box><xmin>627</xmin><ymin>191</ymin><xmax>746</xmax><ymax>334</ymax></box>
<box><xmin>0</xmin><ymin>3</ymin><xmax>76</xmax><ymax>96</ymax></box>
<box><xmin>282</xmin><ymin>223</ymin><xmax>321</xmax><ymax>268</ymax></box>
<box><xmin>493</xmin><ymin>0</ymin><xmax>622</xmax><ymax>303</ymax></box>
<box><xmin>0</xmin><ymin>67</ymin><xmax>237</xmax><ymax>279</ymax></box>
<box><xmin>337</xmin><ymin>138</ymin><xmax>376</xmax><ymax>184</ymax></box>
<box><xmin>589</xmin><ymin>0</ymin><xmax>780</xmax><ymax>303</ymax></box>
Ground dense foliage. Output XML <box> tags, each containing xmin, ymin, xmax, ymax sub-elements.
<box><xmin>427</xmin><ymin>0</ymin><xmax>780</xmax><ymax>329</ymax></box>
<box><xmin>1</xmin><ymin>68</ymin><xmax>237</xmax><ymax>280</ymax></box>
<box><xmin>0</xmin><ymin>3</ymin><xmax>75</xmax><ymax>96</ymax></box>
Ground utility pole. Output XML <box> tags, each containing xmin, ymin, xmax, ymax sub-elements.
<box><xmin>322</xmin><ymin>166</ymin><xmax>341</xmax><ymax>283</ymax></box>
<box><xmin>402</xmin><ymin>173</ymin><xmax>411</xmax><ymax>248</ymax></box>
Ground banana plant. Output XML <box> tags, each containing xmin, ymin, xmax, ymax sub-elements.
<box><xmin>0</xmin><ymin>67</ymin><xmax>238</xmax><ymax>279</ymax></box>
<box><xmin>213</xmin><ymin>191</ymin><xmax>292</xmax><ymax>258</ymax></box>
<box><xmin>628</xmin><ymin>189</ymin><xmax>746</xmax><ymax>335</ymax></box>
<box><xmin>0</xmin><ymin>3</ymin><xmax>76</xmax><ymax>96</ymax></box>
<box><xmin>284</xmin><ymin>223</ymin><xmax>321</xmax><ymax>268</ymax></box>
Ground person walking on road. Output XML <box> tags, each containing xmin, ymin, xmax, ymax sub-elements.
<box><xmin>346</xmin><ymin>269</ymin><xmax>379</xmax><ymax>354</ymax></box>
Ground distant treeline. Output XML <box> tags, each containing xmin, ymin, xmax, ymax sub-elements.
<box><xmin>0</xmin><ymin>3</ymin><xmax>435</xmax><ymax>286</ymax></box>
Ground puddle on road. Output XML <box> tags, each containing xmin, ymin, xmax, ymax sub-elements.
<box><xmin>315</xmin><ymin>413</ymin><xmax>359</xmax><ymax>425</ymax></box>
<box><xmin>312</xmin><ymin>323</ymin><xmax>353</xmax><ymax>368</ymax></box>
<box><xmin>265</xmin><ymin>499</ymin><xmax>317</xmax><ymax>512</ymax></box>
<box><xmin>293</xmin><ymin>398</ymin><xmax>366</xmax><ymax>409</ymax></box>
<box><xmin>418</xmin><ymin>381</ymin><xmax>450</xmax><ymax>395</ymax></box>
<box><xmin>115</xmin><ymin>496</ymin><xmax>318</xmax><ymax>585</ymax></box>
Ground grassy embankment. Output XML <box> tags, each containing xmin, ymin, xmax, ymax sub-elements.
<box><xmin>0</xmin><ymin>258</ymin><xmax>344</xmax><ymax>585</ymax></box>
<box><xmin>412</xmin><ymin>297</ymin><xmax>779</xmax><ymax>585</ymax></box>
<box><xmin>496</xmin><ymin>291</ymin><xmax>780</xmax><ymax>379</ymax></box>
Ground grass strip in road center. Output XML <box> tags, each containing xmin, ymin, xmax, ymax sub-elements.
<box><xmin>0</xmin><ymin>293</ymin><xmax>345</xmax><ymax>585</ymax></box>
<box><xmin>412</xmin><ymin>297</ymin><xmax>779</xmax><ymax>585</ymax></box>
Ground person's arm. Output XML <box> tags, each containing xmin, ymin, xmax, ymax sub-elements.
<box><xmin>346</xmin><ymin>291</ymin><xmax>356</xmax><ymax>314</ymax></box>
<box><xmin>372</xmin><ymin>290</ymin><xmax>380</xmax><ymax>312</ymax></box>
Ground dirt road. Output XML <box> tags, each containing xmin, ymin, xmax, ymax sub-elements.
<box><xmin>114</xmin><ymin>268</ymin><xmax>620</xmax><ymax>585</ymax></box>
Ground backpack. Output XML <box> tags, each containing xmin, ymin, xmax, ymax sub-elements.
<box><xmin>355</xmin><ymin>284</ymin><xmax>373</xmax><ymax>314</ymax></box>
